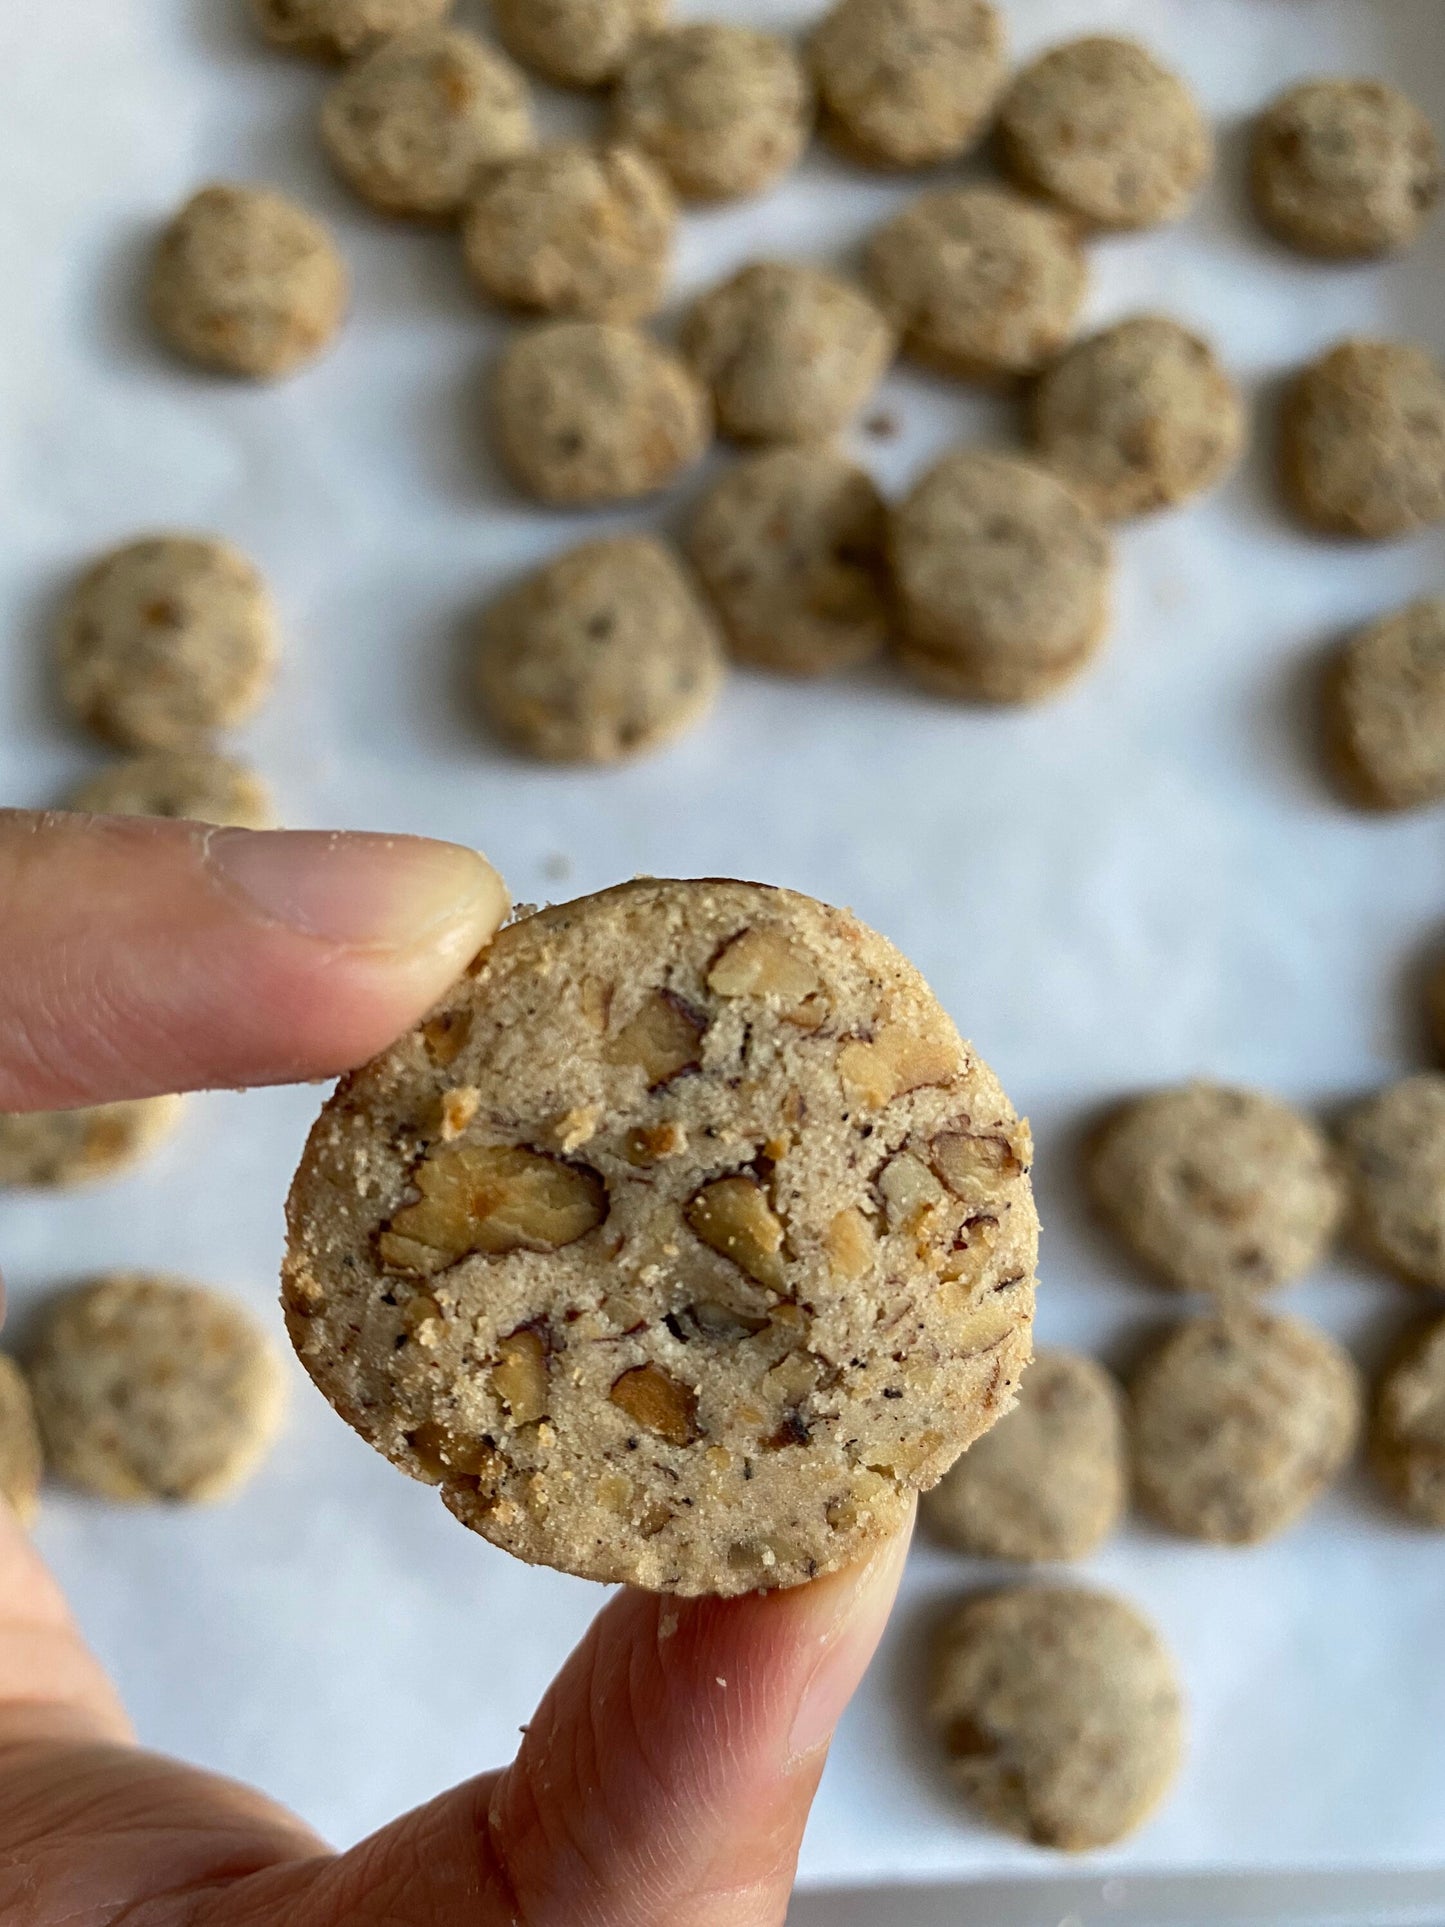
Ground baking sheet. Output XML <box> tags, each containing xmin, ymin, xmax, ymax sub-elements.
<box><xmin>2</xmin><ymin>0</ymin><xmax>1444</xmax><ymax>1899</ymax></box>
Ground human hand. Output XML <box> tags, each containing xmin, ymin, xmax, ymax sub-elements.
<box><xmin>0</xmin><ymin>809</ymin><xmax>911</xmax><ymax>1927</ymax></box>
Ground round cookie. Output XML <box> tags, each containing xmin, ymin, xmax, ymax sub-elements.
<box><xmin>680</xmin><ymin>262</ymin><xmax>894</xmax><ymax>445</ymax></box>
<box><xmin>492</xmin><ymin>320</ymin><xmax>710</xmax><ymax>506</ymax></box>
<box><xmin>1326</xmin><ymin>598</ymin><xmax>1445</xmax><ymax>812</ymax></box>
<box><xmin>1373</xmin><ymin>1318</ymin><xmax>1445</xmax><ymax>1527</ymax></box>
<box><xmin>864</xmin><ymin>186</ymin><xmax>1087</xmax><ymax>386</ymax></box>
<box><xmin>66</xmin><ymin>751</ymin><xmax>274</xmax><ymax>829</ymax></box>
<box><xmin>0</xmin><ymin>1097</ymin><xmax>185</xmax><ymax>1190</ymax></box>
<box><xmin>1029</xmin><ymin>316</ymin><xmax>1245</xmax><ymax>522</ymax></box>
<box><xmin>929</xmin><ymin>1586</ymin><xmax>1183</xmax><ymax>1850</ymax></box>
<box><xmin>922</xmin><ymin>1350</ymin><xmax>1126</xmax><ymax>1563</ymax></box>
<box><xmin>1252</xmin><ymin>79</ymin><xmax>1441</xmax><ymax>261</ymax></box>
<box><xmin>1132</xmin><ymin>1311</ymin><xmax>1361</xmax><ymax>1543</ymax></box>
<box><xmin>998</xmin><ymin>36</ymin><xmax>1212</xmax><ymax>232</ymax></box>
<box><xmin>613</xmin><ymin>25</ymin><xmax>813</xmax><ymax>204</ymax></box>
<box><xmin>890</xmin><ymin>450</ymin><xmax>1113</xmax><ymax>704</ymax></box>
<box><xmin>1088</xmin><ymin>1083</ymin><xmax>1343</xmax><ymax>1299</ymax></box>
<box><xmin>477</xmin><ymin>536</ymin><xmax>724</xmax><ymax>764</ymax></box>
<box><xmin>150</xmin><ymin>184</ymin><xmax>347</xmax><ymax>380</ymax></box>
<box><xmin>1281</xmin><ymin>338</ymin><xmax>1445</xmax><ymax>540</ymax></box>
<box><xmin>810</xmin><ymin>0</ymin><xmax>1007</xmax><ymax>171</ymax></box>
<box><xmin>283</xmin><ymin>878</ymin><xmax>1040</xmax><ymax>1596</ymax></box>
<box><xmin>688</xmin><ymin>447</ymin><xmax>892</xmax><ymax>677</ymax></box>
<box><xmin>1340</xmin><ymin>1075</ymin><xmax>1445</xmax><ymax>1290</ymax></box>
<box><xmin>491</xmin><ymin>0</ymin><xmax>668</xmax><ymax>90</ymax></box>
<box><xmin>251</xmin><ymin>0</ymin><xmax>453</xmax><ymax>59</ymax></box>
<box><xmin>29</xmin><ymin>1275</ymin><xmax>284</xmax><ymax>1505</ymax></box>
<box><xmin>0</xmin><ymin>1356</ymin><xmax>43</xmax><ymax>1529</ymax></box>
<box><xmin>462</xmin><ymin>142</ymin><xmax>676</xmax><ymax>322</ymax></box>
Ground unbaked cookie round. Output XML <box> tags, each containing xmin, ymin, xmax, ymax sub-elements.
<box><xmin>0</xmin><ymin>1356</ymin><xmax>43</xmax><ymax>1529</ymax></box>
<box><xmin>1281</xmin><ymin>338</ymin><xmax>1445</xmax><ymax>539</ymax></box>
<box><xmin>688</xmin><ymin>447</ymin><xmax>892</xmax><ymax>677</ymax></box>
<box><xmin>491</xmin><ymin>0</ymin><xmax>668</xmax><ymax>89</ymax></box>
<box><xmin>1326</xmin><ymin>598</ymin><xmax>1445</xmax><ymax>812</ymax></box>
<box><xmin>929</xmin><ymin>1586</ymin><xmax>1184</xmax><ymax>1850</ymax></box>
<box><xmin>1132</xmin><ymin>1311</ymin><xmax>1361</xmax><ymax>1544</ymax></box>
<box><xmin>613</xmin><ymin>25</ymin><xmax>813</xmax><ymax>203</ymax></box>
<box><xmin>998</xmin><ymin>36</ymin><xmax>1212</xmax><ymax>232</ymax></box>
<box><xmin>150</xmin><ymin>184</ymin><xmax>348</xmax><ymax>380</ymax></box>
<box><xmin>1029</xmin><ymin>315</ymin><xmax>1245</xmax><ymax>521</ymax></box>
<box><xmin>922</xmin><ymin>1350</ymin><xmax>1125</xmax><ymax>1563</ymax></box>
<box><xmin>462</xmin><ymin>142</ymin><xmax>676</xmax><ymax>322</ymax></box>
<box><xmin>1340</xmin><ymin>1076</ymin><xmax>1445</xmax><ymax>1290</ymax></box>
<box><xmin>1252</xmin><ymin>79</ymin><xmax>1441</xmax><ymax>260</ymax></box>
<box><xmin>57</xmin><ymin>536</ymin><xmax>278</xmax><ymax>752</ymax></box>
<box><xmin>810</xmin><ymin>0</ymin><xmax>1007</xmax><ymax>171</ymax></box>
<box><xmin>864</xmin><ymin>186</ymin><xmax>1087</xmax><ymax>385</ymax></box>
<box><xmin>0</xmin><ymin>1097</ymin><xmax>185</xmax><ymax>1190</ymax></box>
<box><xmin>251</xmin><ymin>0</ymin><xmax>452</xmax><ymax>60</ymax></box>
<box><xmin>1373</xmin><ymin>1318</ymin><xmax>1445</xmax><ymax>1528</ymax></box>
<box><xmin>66</xmin><ymin>751</ymin><xmax>275</xmax><ymax>829</ymax></box>
<box><xmin>283</xmin><ymin>877</ymin><xmax>1039</xmax><ymax>1596</ymax></box>
<box><xmin>890</xmin><ymin>450</ymin><xmax>1113</xmax><ymax>704</ymax></box>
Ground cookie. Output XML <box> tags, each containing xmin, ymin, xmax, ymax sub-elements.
<box><xmin>922</xmin><ymin>1350</ymin><xmax>1125</xmax><ymax>1563</ymax></box>
<box><xmin>1372</xmin><ymin>1318</ymin><xmax>1445</xmax><ymax>1527</ymax></box>
<box><xmin>1430</xmin><ymin>958</ymin><xmax>1445</xmax><ymax>1063</ymax></box>
<box><xmin>476</xmin><ymin>536</ymin><xmax>724</xmax><ymax>764</ymax></box>
<box><xmin>890</xmin><ymin>450</ymin><xmax>1113</xmax><ymax>704</ymax></box>
<box><xmin>0</xmin><ymin>1097</ymin><xmax>185</xmax><ymax>1189</ymax></box>
<box><xmin>810</xmin><ymin>0</ymin><xmax>1007</xmax><ymax>171</ymax></box>
<box><xmin>251</xmin><ymin>0</ymin><xmax>452</xmax><ymax>59</ymax></box>
<box><xmin>492</xmin><ymin>320</ymin><xmax>710</xmax><ymax>506</ymax></box>
<box><xmin>864</xmin><ymin>186</ymin><xmax>1087</xmax><ymax>386</ymax></box>
<box><xmin>680</xmin><ymin>262</ymin><xmax>894</xmax><ymax>445</ymax></box>
<box><xmin>1325</xmin><ymin>598</ymin><xmax>1445</xmax><ymax>812</ymax></box>
<box><xmin>283</xmin><ymin>878</ymin><xmax>1039</xmax><ymax>1596</ymax></box>
<box><xmin>613</xmin><ymin>25</ymin><xmax>813</xmax><ymax>204</ymax></box>
<box><xmin>321</xmin><ymin>27</ymin><xmax>534</xmax><ymax>220</ymax></box>
<box><xmin>1340</xmin><ymin>1075</ymin><xmax>1445</xmax><ymax>1290</ymax></box>
<box><xmin>29</xmin><ymin>1275</ymin><xmax>284</xmax><ymax>1505</ymax></box>
<box><xmin>1029</xmin><ymin>315</ymin><xmax>1245</xmax><ymax>522</ymax></box>
<box><xmin>0</xmin><ymin>1356</ymin><xmax>43</xmax><ymax>1528</ymax></box>
<box><xmin>998</xmin><ymin>36</ymin><xmax>1212</xmax><ymax>232</ymax></box>
<box><xmin>491</xmin><ymin>0</ymin><xmax>668</xmax><ymax>90</ymax></box>
<box><xmin>1252</xmin><ymin>79</ymin><xmax>1441</xmax><ymax>261</ymax></box>
<box><xmin>150</xmin><ymin>184</ymin><xmax>348</xmax><ymax>380</ymax></box>
<box><xmin>1132</xmin><ymin>1311</ymin><xmax>1361</xmax><ymax>1543</ymax></box>
<box><xmin>66</xmin><ymin>751</ymin><xmax>275</xmax><ymax>829</ymax></box>
<box><xmin>929</xmin><ymin>1586</ymin><xmax>1184</xmax><ymax>1850</ymax></box>
<box><xmin>462</xmin><ymin>142</ymin><xmax>676</xmax><ymax>322</ymax></box>
<box><xmin>1281</xmin><ymin>338</ymin><xmax>1445</xmax><ymax>540</ymax></box>
<box><xmin>687</xmin><ymin>447</ymin><xmax>892</xmax><ymax>677</ymax></box>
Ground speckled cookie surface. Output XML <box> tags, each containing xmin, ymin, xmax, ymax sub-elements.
<box><xmin>491</xmin><ymin>0</ymin><xmax>668</xmax><ymax>89</ymax></box>
<box><xmin>1132</xmin><ymin>1311</ymin><xmax>1361</xmax><ymax>1544</ymax></box>
<box><xmin>283</xmin><ymin>878</ymin><xmax>1039</xmax><ymax>1596</ymax></box>
<box><xmin>252</xmin><ymin>0</ymin><xmax>453</xmax><ymax>59</ymax></box>
<box><xmin>0</xmin><ymin>1356</ymin><xmax>43</xmax><ymax>1528</ymax></box>
<box><xmin>890</xmin><ymin>450</ymin><xmax>1113</xmax><ymax>704</ymax></box>
<box><xmin>1373</xmin><ymin>1318</ymin><xmax>1445</xmax><ymax>1527</ymax></box>
<box><xmin>477</xmin><ymin>536</ymin><xmax>724</xmax><ymax>764</ymax></box>
<box><xmin>930</xmin><ymin>1586</ymin><xmax>1184</xmax><ymax>1850</ymax></box>
<box><xmin>150</xmin><ymin>185</ymin><xmax>348</xmax><ymax>380</ymax></box>
<box><xmin>613</xmin><ymin>25</ymin><xmax>813</xmax><ymax>203</ymax></box>
<box><xmin>923</xmin><ymin>1350</ymin><xmax>1125</xmax><ymax>1563</ymax></box>
<box><xmin>810</xmin><ymin>0</ymin><xmax>1007</xmax><ymax>170</ymax></box>
<box><xmin>864</xmin><ymin>186</ymin><xmax>1087</xmax><ymax>385</ymax></box>
<box><xmin>1340</xmin><ymin>1075</ymin><xmax>1445</xmax><ymax>1290</ymax></box>
<box><xmin>66</xmin><ymin>751</ymin><xmax>275</xmax><ymax>829</ymax></box>
<box><xmin>1282</xmin><ymin>338</ymin><xmax>1445</xmax><ymax>540</ymax></box>
<box><xmin>1326</xmin><ymin>598</ymin><xmax>1445</xmax><ymax>811</ymax></box>
<box><xmin>688</xmin><ymin>447</ymin><xmax>892</xmax><ymax>677</ymax></box>
<box><xmin>1029</xmin><ymin>316</ymin><xmax>1245</xmax><ymax>521</ymax></box>
<box><xmin>29</xmin><ymin>1275</ymin><xmax>285</xmax><ymax>1504</ymax></box>
<box><xmin>998</xmin><ymin>36</ymin><xmax>1211</xmax><ymax>231</ymax></box>
<box><xmin>1252</xmin><ymin>79</ymin><xmax>1441</xmax><ymax>260</ymax></box>
<box><xmin>0</xmin><ymin>1097</ymin><xmax>185</xmax><ymax>1190</ymax></box>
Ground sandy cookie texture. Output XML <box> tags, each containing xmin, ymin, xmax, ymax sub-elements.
<box><xmin>1340</xmin><ymin>1076</ymin><xmax>1445</xmax><ymax>1291</ymax></box>
<box><xmin>0</xmin><ymin>1357</ymin><xmax>43</xmax><ymax>1528</ymax></box>
<box><xmin>252</xmin><ymin>0</ymin><xmax>453</xmax><ymax>59</ymax></box>
<box><xmin>283</xmin><ymin>878</ymin><xmax>1039</xmax><ymax>1596</ymax></box>
<box><xmin>491</xmin><ymin>0</ymin><xmax>668</xmax><ymax>90</ymax></box>
<box><xmin>1327</xmin><ymin>598</ymin><xmax>1445</xmax><ymax>812</ymax></box>
<box><xmin>930</xmin><ymin>1586</ymin><xmax>1184</xmax><ymax>1850</ymax></box>
<box><xmin>1373</xmin><ymin>1318</ymin><xmax>1445</xmax><ymax>1528</ymax></box>
<box><xmin>1252</xmin><ymin>80</ymin><xmax>1441</xmax><ymax>260</ymax></box>
<box><xmin>0</xmin><ymin>1097</ymin><xmax>186</xmax><ymax>1189</ymax></box>
<box><xmin>923</xmin><ymin>1349</ymin><xmax>1125</xmax><ymax>1563</ymax></box>
<box><xmin>29</xmin><ymin>1275</ymin><xmax>285</xmax><ymax>1504</ymax></box>
<box><xmin>67</xmin><ymin>751</ymin><xmax>274</xmax><ymax>829</ymax></box>
<box><xmin>811</xmin><ymin>0</ymin><xmax>1007</xmax><ymax>171</ymax></box>
<box><xmin>1282</xmin><ymin>338</ymin><xmax>1445</xmax><ymax>540</ymax></box>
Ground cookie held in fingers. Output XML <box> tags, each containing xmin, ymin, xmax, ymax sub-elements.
<box><xmin>66</xmin><ymin>750</ymin><xmax>275</xmax><ymax>829</ymax></box>
<box><xmin>1339</xmin><ymin>1075</ymin><xmax>1445</xmax><ymax>1290</ymax></box>
<box><xmin>1372</xmin><ymin>1318</ymin><xmax>1445</xmax><ymax>1527</ymax></box>
<box><xmin>810</xmin><ymin>0</ymin><xmax>1008</xmax><ymax>171</ymax></box>
<box><xmin>1325</xmin><ymin>598</ymin><xmax>1445</xmax><ymax>811</ymax></box>
<box><xmin>0</xmin><ymin>1098</ymin><xmax>187</xmax><ymax>1190</ymax></box>
<box><xmin>0</xmin><ymin>1357</ymin><xmax>43</xmax><ymax>1529</ymax></box>
<box><xmin>251</xmin><ymin>0</ymin><xmax>453</xmax><ymax>59</ymax></box>
<box><xmin>1252</xmin><ymin>79</ymin><xmax>1441</xmax><ymax>260</ymax></box>
<box><xmin>491</xmin><ymin>0</ymin><xmax>668</xmax><ymax>90</ymax></box>
<box><xmin>1281</xmin><ymin>338</ymin><xmax>1445</xmax><ymax>539</ymax></box>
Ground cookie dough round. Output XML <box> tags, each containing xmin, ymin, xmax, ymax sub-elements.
<box><xmin>29</xmin><ymin>1275</ymin><xmax>284</xmax><ymax>1505</ymax></box>
<box><xmin>1326</xmin><ymin>598</ymin><xmax>1445</xmax><ymax>811</ymax></box>
<box><xmin>1373</xmin><ymin>1318</ymin><xmax>1445</xmax><ymax>1527</ymax></box>
<box><xmin>57</xmin><ymin>536</ymin><xmax>277</xmax><ymax>752</ymax></box>
<box><xmin>491</xmin><ymin>0</ymin><xmax>668</xmax><ymax>89</ymax></box>
<box><xmin>1340</xmin><ymin>1076</ymin><xmax>1445</xmax><ymax>1290</ymax></box>
<box><xmin>493</xmin><ymin>320</ymin><xmax>710</xmax><ymax>506</ymax></box>
<box><xmin>998</xmin><ymin>36</ymin><xmax>1212</xmax><ymax>232</ymax></box>
<box><xmin>1029</xmin><ymin>315</ymin><xmax>1245</xmax><ymax>521</ymax></box>
<box><xmin>462</xmin><ymin>142</ymin><xmax>676</xmax><ymax>322</ymax></box>
<box><xmin>810</xmin><ymin>0</ymin><xmax>1007</xmax><ymax>171</ymax></box>
<box><xmin>66</xmin><ymin>750</ymin><xmax>274</xmax><ymax>829</ymax></box>
<box><xmin>688</xmin><ymin>447</ymin><xmax>892</xmax><ymax>676</ymax></box>
<box><xmin>0</xmin><ymin>1097</ymin><xmax>185</xmax><ymax>1189</ymax></box>
<box><xmin>1132</xmin><ymin>1311</ymin><xmax>1361</xmax><ymax>1543</ymax></box>
<box><xmin>923</xmin><ymin>1350</ymin><xmax>1125</xmax><ymax>1563</ymax></box>
<box><xmin>890</xmin><ymin>450</ymin><xmax>1113</xmax><ymax>704</ymax></box>
<box><xmin>251</xmin><ymin>0</ymin><xmax>452</xmax><ymax>59</ymax></box>
<box><xmin>1282</xmin><ymin>338</ymin><xmax>1445</xmax><ymax>540</ymax></box>
<box><xmin>1088</xmin><ymin>1083</ymin><xmax>1343</xmax><ymax>1299</ymax></box>
<box><xmin>0</xmin><ymin>1356</ymin><xmax>43</xmax><ymax>1528</ymax></box>
<box><xmin>930</xmin><ymin>1586</ymin><xmax>1184</xmax><ymax>1850</ymax></box>
<box><xmin>477</xmin><ymin>536</ymin><xmax>724</xmax><ymax>763</ymax></box>
<box><xmin>1252</xmin><ymin>79</ymin><xmax>1441</xmax><ymax>260</ymax></box>
<box><xmin>864</xmin><ymin>186</ymin><xmax>1087</xmax><ymax>385</ymax></box>
<box><xmin>150</xmin><ymin>184</ymin><xmax>348</xmax><ymax>380</ymax></box>
<box><xmin>680</xmin><ymin>262</ymin><xmax>894</xmax><ymax>445</ymax></box>
<box><xmin>613</xmin><ymin>25</ymin><xmax>813</xmax><ymax>204</ymax></box>
<box><xmin>283</xmin><ymin>878</ymin><xmax>1039</xmax><ymax>1596</ymax></box>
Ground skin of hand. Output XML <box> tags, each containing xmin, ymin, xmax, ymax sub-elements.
<box><xmin>0</xmin><ymin>809</ymin><xmax>912</xmax><ymax>1927</ymax></box>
